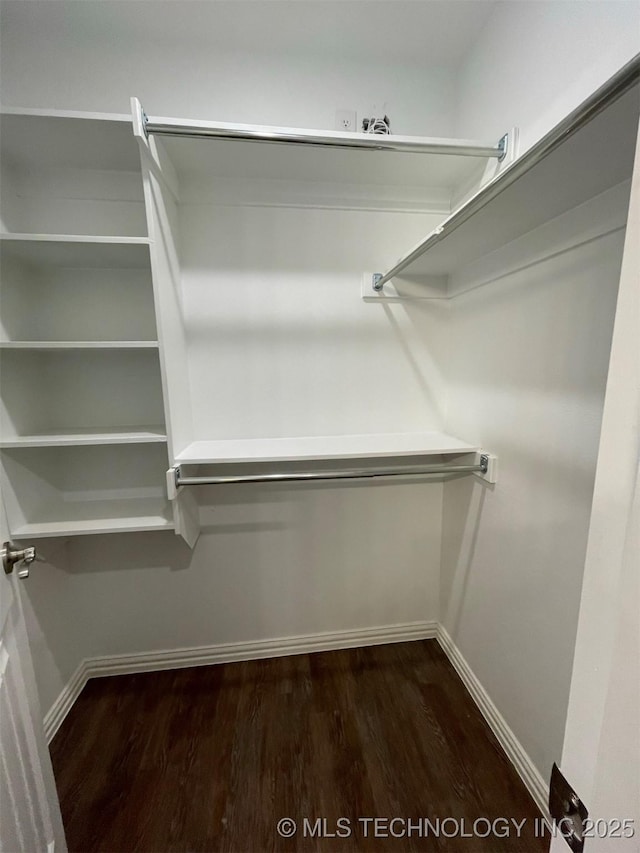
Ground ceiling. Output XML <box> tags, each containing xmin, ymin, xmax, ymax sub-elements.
<box><xmin>1</xmin><ymin>1</ymin><xmax>498</xmax><ymax>68</ymax></box>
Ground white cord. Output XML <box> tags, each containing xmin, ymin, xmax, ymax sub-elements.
<box><xmin>363</xmin><ymin>115</ymin><xmax>391</xmax><ymax>135</ymax></box>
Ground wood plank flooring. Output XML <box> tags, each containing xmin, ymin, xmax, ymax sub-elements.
<box><xmin>50</xmin><ymin>640</ymin><xmax>548</xmax><ymax>852</ymax></box>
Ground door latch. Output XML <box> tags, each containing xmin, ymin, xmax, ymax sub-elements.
<box><xmin>549</xmin><ymin>763</ymin><xmax>588</xmax><ymax>852</ymax></box>
<box><xmin>2</xmin><ymin>541</ymin><xmax>37</xmax><ymax>579</ymax></box>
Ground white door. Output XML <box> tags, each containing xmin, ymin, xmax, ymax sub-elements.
<box><xmin>550</xmin><ymin>127</ymin><xmax>640</xmax><ymax>850</ymax></box>
<box><xmin>0</xmin><ymin>506</ymin><xmax>67</xmax><ymax>853</ymax></box>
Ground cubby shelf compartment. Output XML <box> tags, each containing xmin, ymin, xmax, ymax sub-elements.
<box><xmin>0</xmin><ymin>341</ymin><xmax>159</xmax><ymax>349</ymax></box>
<box><xmin>1</xmin><ymin>444</ymin><xmax>173</xmax><ymax>540</ymax></box>
<box><xmin>1</xmin><ymin>234</ymin><xmax>157</xmax><ymax>344</ymax></box>
<box><xmin>370</xmin><ymin>58</ymin><xmax>640</xmax><ymax>288</ymax></box>
<box><xmin>175</xmin><ymin>432</ymin><xmax>478</xmax><ymax>465</ymax></box>
<box><xmin>0</xmin><ymin>109</ymin><xmax>142</xmax><ymax>172</ymax></box>
<box><xmin>10</xmin><ymin>498</ymin><xmax>174</xmax><ymax>539</ymax></box>
<box><xmin>1</xmin><ymin>110</ymin><xmax>148</xmax><ymax>238</ymax></box>
<box><xmin>1</xmin><ymin>348</ymin><xmax>165</xmax><ymax>443</ymax></box>
<box><xmin>0</xmin><ymin>110</ymin><xmax>172</xmax><ymax>541</ymax></box>
<box><xmin>0</xmin><ymin>426</ymin><xmax>167</xmax><ymax>449</ymax></box>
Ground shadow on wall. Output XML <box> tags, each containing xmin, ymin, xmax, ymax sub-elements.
<box><xmin>382</xmin><ymin>300</ymin><xmax>449</xmax><ymax>423</ymax></box>
<box><xmin>16</xmin><ymin>531</ymin><xmax>192</xmax><ymax>716</ymax></box>
<box><xmin>440</xmin><ymin>477</ymin><xmax>488</xmax><ymax>636</ymax></box>
<box><xmin>35</xmin><ymin>530</ymin><xmax>194</xmax><ymax>575</ymax></box>
<box><xmin>18</xmin><ymin>538</ymin><xmax>73</xmax><ymax>680</ymax></box>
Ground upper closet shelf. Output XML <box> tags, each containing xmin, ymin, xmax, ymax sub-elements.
<box><xmin>369</xmin><ymin>56</ymin><xmax>640</xmax><ymax>289</ymax></box>
<box><xmin>133</xmin><ymin>98</ymin><xmax>512</xmax><ymax>203</ymax></box>
<box><xmin>175</xmin><ymin>432</ymin><xmax>478</xmax><ymax>465</ymax></box>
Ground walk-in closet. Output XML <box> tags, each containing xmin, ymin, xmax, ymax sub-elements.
<box><xmin>1</xmin><ymin>2</ymin><xmax>638</xmax><ymax>851</ymax></box>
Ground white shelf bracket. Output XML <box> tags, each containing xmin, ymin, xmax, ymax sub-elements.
<box><xmin>130</xmin><ymin>97</ymin><xmax>148</xmax><ymax>143</ymax></box>
<box><xmin>476</xmin><ymin>452</ymin><xmax>498</xmax><ymax>484</ymax></box>
<box><xmin>497</xmin><ymin>132</ymin><xmax>509</xmax><ymax>162</ymax></box>
<box><xmin>166</xmin><ymin>467</ymin><xmax>201</xmax><ymax>548</ymax></box>
<box><xmin>166</xmin><ymin>466</ymin><xmax>180</xmax><ymax>500</ymax></box>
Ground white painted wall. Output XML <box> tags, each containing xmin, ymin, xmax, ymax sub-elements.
<box><xmin>445</xmin><ymin>0</ymin><xmax>639</xmax><ymax>787</ymax></box>
<box><xmin>180</xmin><ymin>203</ymin><xmax>449</xmax><ymax>441</ymax></box>
<box><xmin>441</xmin><ymin>183</ymin><xmax>630</xmax><ymax>782</ymax></box>
<box><xmin>0</xmin><ymin>1</ymin><xmax>463</xmax><ymax>136</ymax></box>
<box><xmin>17</xmin><ymin>540</ymin><xmax>80</xmax><ymax>727</ymax></box>
<box><xmin>29</xmin><ymin>479</ymin><xmax>442</xmax><ymax>716</ymax></box>
<box><xmin>455</xmin><ymin>0</ymin><xmax>640</xmax><ymax>154</ymax></box>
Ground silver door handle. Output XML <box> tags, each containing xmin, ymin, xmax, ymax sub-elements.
<box><xmin>2</xmin><ymin>541</ymin><xmax>37</xmax><ymax>579</ymax></box>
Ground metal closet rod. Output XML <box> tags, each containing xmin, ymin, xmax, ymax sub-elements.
<box><xmin>143</xmin><ymin>112</ymin><xmax>504</xmax><ymax>159</ymax></box>
<box><xmin>175</xmin><ymin>456</ymin><xmax>488</xmax><ymax>487</ymax></box>
<box><xmin>374</xmin><ymin>53</ymin><xmax>640</xmax><ymax>289</ymax></box>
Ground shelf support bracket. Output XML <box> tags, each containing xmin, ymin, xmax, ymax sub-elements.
<box><xmin>372</xmin><ymin>273</ymin><xmax>383</xmax><ymax>292</ymax></box>
<box><xmin>497</xmin><ymin>132</ymin><xmax>509</xmax><ymax>162</ymax></box>
<box><xmin>131</xmin><ymin>97</ymin><xmax>149</xmax><ymax>141</ymax></box>
<box><xmin>166</xmin><ymin>466</ymin><xmax>181</xmax><ymax>500</ymax></box>
<box><xmin>476</xmin><ymin>452</ymin><xmax>498</xmax><ymax>484</ymax></box>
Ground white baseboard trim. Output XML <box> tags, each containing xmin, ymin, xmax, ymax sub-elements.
<box><xmin>436</xmin><ymin>625</ymin><xmax>549</xmax><ymax>820</ymax></box>
<box><xmin>44</xmin><ymin>620</ymin><xmax>437</xmax><ymax>742</ymax></box>
<box><xmin>84</xmin><ymin>620</ymin><xmax>439</xmax><ymax>679</ymax></box>
<box><xmin>43</xmin><ymin>660</ymin><xmax>89</xmax><ymax>743</ymax></box>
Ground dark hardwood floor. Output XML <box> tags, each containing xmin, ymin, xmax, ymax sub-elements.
<box><xmin>50</xmin><ymin>640</ymin><xmax>548</xmax><ymax>852</ymax></box>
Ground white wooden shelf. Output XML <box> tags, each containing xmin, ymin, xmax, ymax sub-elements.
<box><xmin>175</xmin><ymin>432</ymin><xmax>478</xmax><ymax>465</ymax></box>
<box><xmin>10</xmin><ymin>498</ymin><xmax>174</xmax><ymax>539</ymax></box>
<box><xmin>0</xmin><ymin>234</ymin><xmax>151</xmax><ymax>267</ymax></box>
<box><xmin>0</xmin><ymin>233</ymin><xmax>150</xmax><ymax>244</ymax></box>
<box><xmin>1</xmin><ymin>107</ymin><xmax>130</xmax><ymax>121</ymax></box>
<box><xmin>375</xmin><ymin>79</ymin><xmax>639</xmax><ymax>281</ymax></box>
<box><xmin>0</xmin><ymin>426</ymin><xmax>167</xmax><ymax>448</ymax></box>
<box><xmin>0</xmin><ymin>341</ymin><xmax>158</xmax><ymax>349</ymax></box>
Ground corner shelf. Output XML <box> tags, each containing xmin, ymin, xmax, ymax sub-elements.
<box><xmin>371</xmin><ymin>64</ymin><xmax>639</xmax><ymax>284</ymax></box>
<box><xmin>175</xmin><ymin>432</ymin><xmax>479</xmax><ymax>465</ymax></box>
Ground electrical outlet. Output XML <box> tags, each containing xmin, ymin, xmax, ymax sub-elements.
<box><xmin>335</xmin><ymin>110</ymin><xmax>357</xmax><ymax>132</ymax></box>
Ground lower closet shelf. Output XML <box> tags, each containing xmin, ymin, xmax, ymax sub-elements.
<box><xmin>1</xmin><ymin>444</ymin><xmax>172</xmax><ymax>539</ymax></box>
<box><xmin>11</xmin><ymin>497</ymin><xmax>174</xmax><ymax>538</ymax></box>
<box><xmin>175</xmin><ymin>431</ymin><xmax>479</xmax><ymax>465</ymax></box>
